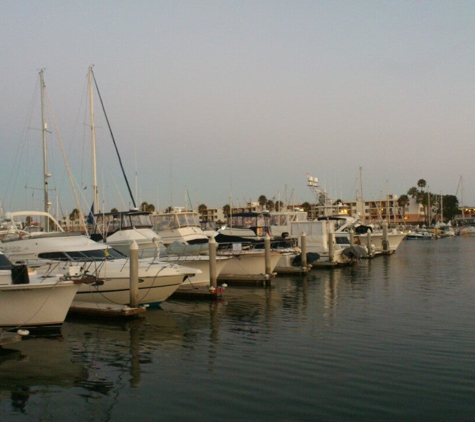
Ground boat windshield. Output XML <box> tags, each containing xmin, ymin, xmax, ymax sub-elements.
<box><xmin>38</xmin><ymin>248</ymin><xmax>125</xmax><ymax>262</ymax></box>
<box><xmin>228</xmin><ymin>213</ymin><xmax>271</xmax><ymax>228</ymax></box>
<box><xmin>151</xmin><ymin>212</ymin><xmax>201</xmax><ymax>231</ymax></box>
<box><xmin>152</xmin><ymin>214</ymin><xmax>178</xmax><ymax>231</ymax></box>
<box><xmin>94</xmin><ymin>213</ymin><xmax>153</xmax><ymax>233</ymax></box>
<box><xmin>0</xmin><ymin>254</ymin><xmax>12</xmax><ymax>269</ymax></box>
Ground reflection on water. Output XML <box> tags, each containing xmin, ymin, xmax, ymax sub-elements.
<box><xmin>1</xmin><ymin>238</ymin><xmax>475</xmax><ymax>420</ymax></box>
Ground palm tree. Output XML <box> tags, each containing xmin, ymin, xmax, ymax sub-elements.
<box><xmin>266</xmin><ymin>200</ymin><xmax>275</xmax><ymax>211</ymax></box>
<box><xmin>407</xmin><ymin>187</ymin><xmax>419</xmax><ymax>198</ymax></box>
<box><xmin>198</xmin><ymin>204</ymin><xmax>207</xmax><ymax>218</ymax></box>
<box><xmin>258</xmin><ymin>195</ymin><xmax>267</xmax><ymax>211</ymax></box>
<box><xmin>397</xmin><ymin>194</ymin><xmax>410</xmax><ymax>220</ymax></box>
<box><xmin>69</xmin><ymin>208</ymin><xmax>80</xmax><ymax>221</ymax></box>
<box><xmin>110</xmin><ymin>208</ymin><xmax>119</xmax><ymax>213</ymax></box>
<box><xmin>222</xmin><ymin>204</ymin><xmax>230</xmax><ymax>217</ymax></box>
<box><xmin>301</xmin><ymin>202</ymin><xmax>311</xmax><ymax>214</ymax></box>
<box><xmin>417</xmin><ymin>179</ymin><xmax>427</xmax><ymax>192</ymax></box>
<box><xmin>275</xmin><ymin>201</ymin><xmax>284</xmax><ymax>212</ymax></box>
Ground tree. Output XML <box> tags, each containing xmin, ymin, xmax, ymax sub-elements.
<box><xmin>442</xmin><ymin>195</ymin><xmax>459</xmax><ymax>221</ymax></box>
<box><xmin>301</xmin><ymin>202</ymin><xmax>311</xmax><ymax>213</ymax></box>
<box><xmin>417</xmin><ymin>179</ymin><xmax>427</xmax><ymax>192</ymax></box>
<box><xmin>397</xmin><ymin>194</ymin><xmax>410</xmax><ymax>219</ymax></box>
<box><xmin>198</xmin><ymin>204</ymin><xmax>208</xmax><ymax>218</ymax></box>
<box><xmin>222</xmin><ymin>204</ymin><xmax>230</xmax><ymax>217</ymax></box>
<box><xmin>69</xmin><ymin>208</ymin><xmax>80</xmax><ymax>221</ymax></box>
<box><xmin>266</xmin><ymin>200</ymin><xmax>275</xmax><ymax>211</ymax></box>
<box><xmin>110</xmin><ymin>208</ymin><xmax>119</xmax><ymax>213</ymax></box>
<box><xmin>258</xmin><ymin>195</ymin><xmax>267</xmax><ymax>211</ymax></box>
<box><xmin>275</xmin><ymin>201</ymin><xmax>284</xmax><ymax>212</ymax></box>
<box><xmin>407</xmin><ymin>187</ymin><xmax>419</xmax><ymax>199</ymax></box>
<box><xmin>140</xmin><ymin>202</ymin><xmax>155</xmax><ymax>212</ymax></box>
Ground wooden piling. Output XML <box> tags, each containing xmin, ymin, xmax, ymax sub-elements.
<box><xmin>300</xmin><ymin>232</ymin><xmax>307</xmax><ymax>268</ymax></box>
<box><xmin>209</xmin><ymin>236</ymin><xmax>217</xmax><ymax>289</ymax></box>
<box><xmin>129</xmin><ymin>240</ymin><xmax>139</xmax><ymax>308</ymax></box>
<box><xmin>265</xmin><ymin>234</ymin><xmax>271</xmax><ymax>274</ymax></box>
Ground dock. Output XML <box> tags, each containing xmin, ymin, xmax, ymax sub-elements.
<box><xmin>0</xmin><ymin>331</ymin><xmax>23</xmax><ymax>346</ymax></box>
<box><xmin>275</xmin><ymin>265</ymin><xmax>312</xmax><ymax>275</ymax></box>
<box><xmin>172</xmin><ymin>284</ymin><xmax>227</xmax><ymax>300</ymax></box>
<box><xmin>68</xmin><ymin>301</ymin><xmax>147</xmax><ymax>318</ymax></box>
<box><xmin>218</xmin><ymin>272</ymin><xmax>277</xmax><ymax>286</ymax></box>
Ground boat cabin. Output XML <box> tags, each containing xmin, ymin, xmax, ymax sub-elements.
<box><xmin>91</xmin><ymin>210</ymin><xmax>153</xmax><ymax>242</ymax></box>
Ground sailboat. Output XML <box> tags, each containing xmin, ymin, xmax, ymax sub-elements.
<box><xmin>0</xmin><ymin>70</ymin><xmax>198</xmax><ymax>306</ymax></box>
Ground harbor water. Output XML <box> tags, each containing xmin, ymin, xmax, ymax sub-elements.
<box><xmin>1</xmin><ymin>237</ymin><xmax>475</xmax><ymax>421</ymax></box>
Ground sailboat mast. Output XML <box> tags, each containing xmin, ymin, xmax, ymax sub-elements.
<box><xmin>40</xmin><ymin>70</ymin><xmax>51</xmax><ymax>230</ymax></box>
<box><xmin>88</xmin><ymin>66</ymin><xmax>99</xmax><ymax>214</ymax></box>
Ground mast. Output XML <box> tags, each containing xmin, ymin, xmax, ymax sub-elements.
<box><xmin>40</xmin><ymin>70</ymin><xmax>51</xmax><ymax>229</ymax></box>
<box><xmin>88</xmin><ymin>66</ymin><xmax>99</xmax><ymax>214</ymax></box>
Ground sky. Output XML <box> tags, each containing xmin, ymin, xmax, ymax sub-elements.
<box><xmin>1</xmin><ymin>0</ymin><xmax>474</xmax><ymax>216</ymax></box>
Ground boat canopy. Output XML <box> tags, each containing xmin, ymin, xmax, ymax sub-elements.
<box><xmin>227</xmin><ymin>212</ymin><xmax>271</xmax><ymax>228</ymax></box>
<box><xmin>151</xmin><ymin>212</ymin><xmax>201</xmax><ymax>232</ymax></box>
<box><xmin>92</xmin><ymin>210</ymin><xmax>153</xmax><ymax>235</ymax></box>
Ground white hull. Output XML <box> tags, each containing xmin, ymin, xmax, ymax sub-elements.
<box><xmin>36</xmin><ymin>259</ymin><xmax>189</xmax><ymax>305</ymax></box>
<box><xmin>217</xmin><ymin>251</ymin><xmax>281</xmax><ymax>277</ymax></box>
<box><xmin>356</xmin><ymin>232</ymin><xmax>406</xmax><ymax>252</ymax></box>
<box><xmin>2</xmin><ymin>233</ymin><xmax>195</xmax><ymax>306</ymax></box>
<box><xmin>160</xmin><ymin>255</ymin><xmax>230</xmax><ymax>287</ymax></box>
<box><xmin>0</xmin><ymin>278</ymin><xmax>79</xmax><ymax>328</ymax></box>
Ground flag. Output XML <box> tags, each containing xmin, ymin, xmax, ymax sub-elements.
<box><xmin>87</xmin><ymin>203</ymin><xmax>95</xmax><ymax>224</ymax></box>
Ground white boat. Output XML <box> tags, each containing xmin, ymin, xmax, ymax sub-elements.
<box><xmin>214</xmin><ymin>212</ymin><xmax>273</xmax><ymax>244</ymax></box>
<box><xmin>0</xmin><ymin>211</ymin><xmax>198</xmax><ymax>305</ymax></box>
<box><xmin>405</xmin><ymin>228</ymin><xmax>434</xmax><ymax>240</ymax></box>
<box><xmin>0</xmin><ymin>252</ymin><xmax>81</xmax><ymax>329</ymax></box>
<box><xmin>91</xmin><ymin>209</ymin><xmax>161</xmax><ymax>258</ymax></box>
<box><xmin>290</xmin><ymin>219</ymin><xmax>351</xmax><ymax>265</ymax></box>
<box><xmin>317</xmin><ymin>215</ymin><xmax>406</xmax><ymax>253</ymax></box>
<box><xmin>151</xmin><ymin>208</ymin><xmax>210</xmax><ymax>250</ymax></box>
<box><xmin>93</xmin><ymin>209</ymin><xmax>229</xmax><ymax>288</ymax></box>
<box><xmin>460</xmin><ymin>226</ymin><xmax>475</xmax><ymax>236</ymax></box>
<box><xmin>217</xmin><ymin>244</ymin><xmax>282</xmax><ymax>280</ymax></box>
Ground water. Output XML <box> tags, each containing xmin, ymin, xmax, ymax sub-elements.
<box><xmin>1</xmin><ymin>237</ymin><xmax>475</xmax><ymax>421</ymax></box>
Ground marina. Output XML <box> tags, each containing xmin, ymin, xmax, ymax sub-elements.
<box><xmin>1</xmin><ymin>236</ymin><xmax>475</xmax><ymax>420</ymax></box>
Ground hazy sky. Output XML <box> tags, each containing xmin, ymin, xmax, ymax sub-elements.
<box><xmin>1</xmin><ymin>1</ymin><xmax>474</xmax><ymax>215</ymax></box>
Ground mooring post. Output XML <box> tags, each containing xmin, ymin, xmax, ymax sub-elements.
<box><xmin>129</xmin><ymin>240</ymin><xmax>139</xmax><ymax>308</ymax></box>
<box><xmin>382</xmin><ymin>220</ymin><xmax>389</xmax><ymax>253</ymax></box>
<box><xmin>300</xmin><ymin>232</ymin><xmax>307</xmax><ymax>268</ymax></box>
<box><xmin>328</xmin><ymin>232</ymin><xmax>334</xmax><ymax>263</ymax></box>
<box><xmin>265</xmin><ymin>234</ymin><xmax>271</xmax><ymax>274</ymax></box>
<box><xmin>366</xmin><ymin>229</ymin><xmax>372</xmax><ymax>256</ymax></box>
<box><xmin>209</xmin><ymin>236</ymin><xmax>217</xmax><ymax>289</ymax></box>
<box><xmin>349</xmin><ymin>229</ymin><xmax>354</xmax><ymax>246</ymax></box>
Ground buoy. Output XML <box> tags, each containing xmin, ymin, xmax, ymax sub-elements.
<box><xmin>17</xmin><ymin>329</ymin><xmax>29</xmax><ymax>336</ymax></box>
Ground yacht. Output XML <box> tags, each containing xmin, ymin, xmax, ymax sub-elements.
<box><xmin>93</xmin><ymin>208</ymin><xmax>227</xmax><ymax>288</ymax></box>
<box><xmin>0</xmin><ymin>251</ymin><xmax>82</xmax><ymax>329</ymax></box>
<box><xmin>0</xmin><ymin>211</ymin><xmax>198</xmax><ymax>305</ymax></box>
<box><xmin>151</xmin><ymin>208</ymin><xmax>210</xmax><ymax>251</ymax></box>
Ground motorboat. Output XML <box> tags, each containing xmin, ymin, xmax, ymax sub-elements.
<box><xmin>214</xmin><ymin>212</ymin><xmax>273</xmax><ymax>244</ymax></box>
<box><xmin>290</xmin><ymin>219</ymin><xmax>351</xmax><ymax>265</ymax></box>
<box><xmin>151</xmin><ymin>208</ymin><xmax>210</xmax><ymax>251</ymax></box>
<box><xmin>316</xmin><ymin>215</ymin><xmax>406</xmax><ymax>253</ymax></box>
<box><xmin>0</xmin><ymin>211</ymin><xmax>198</xmax><ymax>306</ymax></box>
<box><xmin>90</xmin><ymin>209</ymin><xmax>161</xmax><ymax>258</ymax></box>
<box><xmin>0</xmin><ymin>252</ymin><xmax>82</xmax><ymax>329</ymax></box>
<box><xmin>93</xmin><ymin>209</ymin><xmax>226</xmax><ymax>288</ymax></box>
<box><xmin>405</xmin><ymin>229</ymin><xmax>434</xmax><ymax>240</ymax></box>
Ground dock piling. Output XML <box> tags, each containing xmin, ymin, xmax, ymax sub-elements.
<box><xmin>129</xmin><ymin>240</ymin><xmax>139</xmax><ymax>308</ymax></box>
<box><xmin>300</xmin><ymin>232</ymin><xmax>307</xmax><ymax>268</ymax></box>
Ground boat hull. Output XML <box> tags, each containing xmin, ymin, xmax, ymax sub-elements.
<box><xmin>0</xmin><ymin>281</ymin><xmax>79</xmax><ymax>328</ymax></box>
<box><xmin>217</xmin><ymin>251</ymin><xmax>281</xmax><ymax>278</ymax></box>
